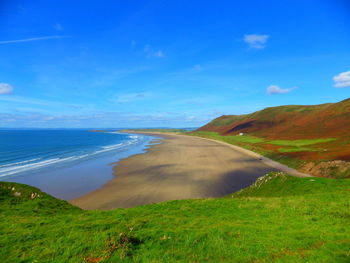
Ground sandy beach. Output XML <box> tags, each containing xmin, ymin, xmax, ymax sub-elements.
<box><xmin>71</xmin><ymin>133</ymin><xmax>306</xmax><ymax>210</ymax></box>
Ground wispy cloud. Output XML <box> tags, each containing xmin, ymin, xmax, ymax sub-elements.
<box><xmin>152</xmin><ymin>50</ymin><xmax>164</xmax><ymax>58</ymax></box>
<box><xmin>90</xmin><ymin>66</ymin><xmax>149</xmax><ymax>87</ymax></box>
<box><xmin>266</xmin><ymin>85</ymin><xmax>296</xmax><ymax>95</ymax></box>
<box><xmin>333</xmin><ymin>71</ymin><xmax>350</xmax><ymax>88</ymax></box>
<box><xmin>112</xmin><ymin>92</ymin><xmax>150</xmax><ymax>103</ymax></box>
<box><xmin>243</xmin><ymin>34</ymin><xmax>269</xmax><ymax>49</ymax></box>
<box><xmin>0</xmin><ymin>35</ymin><xmax>67</xmax><ymax>45</ymax></box>
<box><xmin>54</xmin><ymin>23</ymin><xmax>64</xmax><ymax>31</ymax></box>
<box><xmin>0</xmin><ymin>111</ymin><xmax>207</xmax><ymax>128</ymax></box>
<box><xmin>0</xmin><ymin>83</ymin><xmax>13</xmax><ymax>95</ymax></box>
<box><xmin>144</xmin><ymin>45</ymin><xmax>165</xmax><ymax>58</ymax></box>
<box><xmin>0</xmin><ymin>95</ymin><xmax>82</xmax><ymax>109</ymax></box>
<box><xmin>192</xmin><ymin>64</ymin><xmax>202</xmax><ymax>72</ymax></box>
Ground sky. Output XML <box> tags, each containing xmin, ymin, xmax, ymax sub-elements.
<box><xmin>0</xmin><ymin>0</ymin><xmax>349</xmax><ymax>128</ymax></box>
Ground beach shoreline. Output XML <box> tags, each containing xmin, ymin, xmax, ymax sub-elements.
<box><xmin>127</xmin><ymin>131</ymin><xmax>311</xmax><ymax>178</ymax></box>
<box><xmin>2</xmin><ymin>131</ymin><xmax>159</xmax><ymax>200</ymax></box>
<box><xmin>70</xmin><ymin>132</ymin><xmax>308</xmax><ymax>210</ymax></box>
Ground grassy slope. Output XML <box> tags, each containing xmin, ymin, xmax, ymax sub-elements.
<box><xmin>1</xmin><ymin>174</ymin><xmax>350</xmax><ymax>262</ymax></box>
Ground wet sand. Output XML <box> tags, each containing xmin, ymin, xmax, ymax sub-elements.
<box><xmin>71</xmin><ymin>133</ymin><xmax>306</xmax><ymax>210</ymax></box>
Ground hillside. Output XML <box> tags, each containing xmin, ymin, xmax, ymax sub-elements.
<box><xmin>1</xmin><ymin>173</ymin><xmax>350</xmax><ymax>262</ymax></box>
<box><xmin>198</xmin><ymin>98</ymin><xmax>350</xmax><ymax>139</ymax></box>
<box><xmin>195</xmin><ymin>98</ymin><xmax>350</xmax><ymax>178</ymax></box>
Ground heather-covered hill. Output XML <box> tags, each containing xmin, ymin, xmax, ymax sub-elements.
<box><xmin>198</xmin><ymin>98</ymin><xmax>350</xmax><ymax>140</ymax></box>
<box><xmin>195</xmin><ymin>98</ymin><xmax>350</xmax><ymax>177</ymax></box>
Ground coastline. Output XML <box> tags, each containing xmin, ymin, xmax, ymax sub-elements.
<box><xmin>71</xmin><ymin>132</ymin><xmax>295</xmax><ymax>210</ymax></box>
<box><xmin>3</xmin><ymin>132</ymin><xmax>159</xmax><ymax>200</ymax></box>
<box><xmin>130</xmin><ymin>131</ymin><xmax>311</xmax><ymax>178</ymax></box>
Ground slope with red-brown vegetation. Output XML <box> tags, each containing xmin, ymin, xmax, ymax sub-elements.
<box><xmin>196</xmin><ymin>98</ymin><xmax>350</xmax><ymax>177</ymax></box>
<box><xmin>198</xmin><ymin>98</ymin><xmax>350</xmax><ymax>139</ymax></box>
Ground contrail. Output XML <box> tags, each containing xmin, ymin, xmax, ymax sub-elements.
<box><xmin>0</xmin><ymin>35</ymin><xmax>68</xmax><ymax>45</ymax></box>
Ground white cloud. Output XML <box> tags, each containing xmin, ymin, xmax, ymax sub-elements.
<box><xmin>193</xmin><ymin>64</ymin><xmax>202</xmax><ymax>72</ymax></box>
<box><xmin>0</xmin><ymin>111</ymin><xmax>206</xmax><ymax>128</ymax></box>
<box><xmin>0</xmin><ymin>83</ymin><xmax>13</xmax><ymax>95</ymax></box>
<box><xmin>0</xmin><ymin>95</ymin><xmax>88</xmax><ymax>111</ymax></box>
<box><xmin>0</xmin><ymin>35</ymin><xmax>67</xmax><ymax>45</ymax></box>
<box><xmin>333</xmin><ymin>71</ymin><xmax>350</xmax><ymax>88</ymax></box>
<box><xmin>243</xmin><ymin>34</ymin><xmax>269</xmax><ymax>49</ymax></box>
<box><xmin>186</xmin><ymin>116</ymin><xmax>196</xmax><ymax>121</ymax></box>
<box><xmin>54</xmin><ymin>23</ymin><xmax>64</xmax><ymax>31</ymax></box>
<box><xmin>266</xmin><ymin>85</ymin><xmax>296</xmax><ymax>95</ymax></box>
<box><xmin>152</xmin><ymin>50</ymin><xmax>164</xmax><ymax>58</ymax></box>
<box><xmin>113</xmin><ymin>92</ymin><xmax>149</xmax><ymax>103</ymax></box>
<box><xmin>144</xmin><ymin>45</ymin><xmax>165</xmax><ymax>58</ymax></box>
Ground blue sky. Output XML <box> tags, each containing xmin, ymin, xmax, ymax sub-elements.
<box><xmin>0</xmin><ymin>0</ymin><xmax>349</xmax><ymax>128</ymax></box>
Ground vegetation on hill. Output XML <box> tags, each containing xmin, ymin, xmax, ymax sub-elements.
<box><xmin>1</xmin><ymin>173</ymin><xmax>349</xmax><ymax>262</ymax></box>
<box><xmin>195</xmin><ymin>98</ymin><xmax>350</xmax><ymax>178</ymax></box>
<box><xmin>200</xmin><ymin>98</ymin><xmax>350</xmax><ymax>139</ymax></box>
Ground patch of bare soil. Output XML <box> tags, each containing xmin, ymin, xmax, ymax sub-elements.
<box><xmin>300</xmin><ymin>160</ymin><xmax>350</xmax><ymax>178</ymax></box>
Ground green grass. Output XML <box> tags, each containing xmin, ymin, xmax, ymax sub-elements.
<box><xmin>190</xmin><ymin>131</ymin><xmax>264</xmax><ymax>144</ymax></box>
<box><xmin>278</xmin><ymin>147</ymin><xmax>320</xmax><ymax>153</ymax></box>
<box><xmin>190</xmin><ymin>132</ymin><xmax>335</xmax><ymax>149</ymax></box>
<box><xmin>267</xmin><ymin>138</ymin><xmax>336</xmax><ymax>153</ymax></box>
<box><xmin>1</xmin><ymin>173</ymin><xmax>350</xmax><ymax>262</ymax></box>
<box><xmin>268</xmin><ymin>138</ymin><xmax>336</xmax><ymax>147</ymax></box>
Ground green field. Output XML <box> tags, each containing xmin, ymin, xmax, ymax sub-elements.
<box><xmin>267</xmin><ymin>138</ymin><xmax>336</xmax><ymax>153</ymax></box>
<box><xmin>267</xmin><ymin>138</ymin><xmax>336</xmax><ymax>147</ymax></box>
<box><xmin>1</xmin><ymin>172</ymin><xmax>349</xmax><ymax>262</ymax></box>
<box><xmin>188</xmin><ymin>131</ymin><xmax>343</xmax><ymax>170</ymax></box>
<box><xmin>190</xmin><ymin>132</ymin><xmax>335</xmax><ymax>149</ymax></box>
<box><xmin>190</xmin><ymin>131</ymin><xmax>265</xmax><ymax>144</ymax></box>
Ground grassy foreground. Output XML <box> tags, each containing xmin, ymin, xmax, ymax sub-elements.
<box><xmin>1</xmin><ymin>172</ymin><xmax>350</xmax><ymax>262</ymax></box>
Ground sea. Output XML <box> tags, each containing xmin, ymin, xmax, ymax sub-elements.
<box><xmin>0</xmin><ymin>129</ymin><xmax>158</xmax><ymax>199</ymax></box>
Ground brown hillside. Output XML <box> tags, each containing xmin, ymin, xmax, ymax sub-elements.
<box><xmin>198</xmin><ymin>98</ymin><xmax>350</xmax><ymax>140</ymax></box>
<box><xmin>197</xmin><ymin>98</ymin><xmax>350</xmax><ymax>168</ymax></box>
